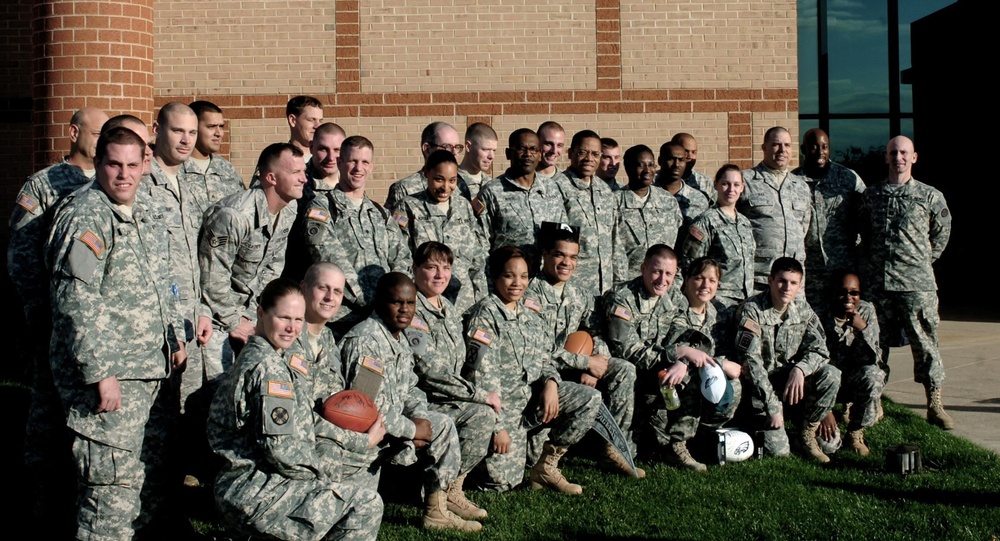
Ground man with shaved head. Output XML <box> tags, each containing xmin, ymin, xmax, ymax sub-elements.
<box><xmin>385</xmin><ymin>121</ymin><xmax>463</xmax><ymax>211</ymax></box>
<box><xmin>9</xmin><ymin>106</ymin><xmax>108</xmax><ymax>534</ymax></box>
<box><xmin>792</xmin><ymin>128</ymin><xmax>866</xmax><ymax>309</ymax></box>
<box><xmin>459</xmin><ymin>122</ymin><xmax>498</xmax><ymax>199</ymax></box>
<box><xmin>860</xmin><ymin>135</ymin><xmax>953</xmax><ymax>430</ymax></box>
<box><xmin>671</xmin><ymin>132</ymin><xmax>714</xmax><ymax>202</ymax></box>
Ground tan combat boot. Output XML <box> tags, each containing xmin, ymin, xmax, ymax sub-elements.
<box><xmin>801</xmin><ymin>421</ymin><xmax>831</xmax><ymax>463</ymax></box>
<box><xmin>846</xmin><ymin>428</ymin><xmax>869</xmax><ymax>456</ymax></box>
<box><xmin>599</xmin><ymin>442</ymin><xmax>646</xmax><ymax>478</ymax></box>
<box><xmin>875</xmin><ymin>399</ymin><xmax>884</xmax><ymax>423</ymax></box>
<box><xmin>841</xmin><ymin>402</ymin><xmax>853</xmax><ymax>425</ymax></box>
<box><xmin>529</xmin><ymin>443</ymin><xmax>583</xmax><ymax>494</ymax></box>
<box><xmin>925</xmin><ymin>386</ymin><xmax>955</xmax><ymax>430</ymax></box>
<box><xmin>666</xmin><ymin>441</ymin><xmax>707</xmax><ymax>472</ymax></box>
<box><xmin>445</xmin><ymin>473</ymin><xmax>487</xmax><ymax>520</ymax></box>
<box><xmin>423</xmin><ymin>491</ymin><xmax>482</xmax><ymax>532</ymax></box>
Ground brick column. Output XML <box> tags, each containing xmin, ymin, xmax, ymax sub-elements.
<box><xmin>31</xmin><ymin>0</ymin><xmax>154</xmax><ymax>169</ymax></box>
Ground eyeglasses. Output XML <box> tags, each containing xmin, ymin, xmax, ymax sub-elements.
<box><xmin>433</xmin><ymin>143</ymin><xmax>464</xmax><ymax>155</ymax></box>
<box><xmin>512</xmin><ymin>146</ymin><xmax>541</xmax><ymax>155</ymax></box>
<box><xmin>839</xmin><ymin>289</ymin><xmax>861</xmax><ymax>296</ymax></box>
<box><xmin>573</xmin><ymin>149</ymin><xmax>602</xmax><ymax>160</ymax></box>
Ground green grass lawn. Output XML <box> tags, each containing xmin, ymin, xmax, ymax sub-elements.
<box><xmin>186</xmin><ymin>399</ymin><xmax>1000</xmax><ymax>540</ymax></box>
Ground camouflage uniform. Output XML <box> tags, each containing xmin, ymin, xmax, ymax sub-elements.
<box><xmin>667</xmin><ymin>180</ymin><xmax>711</xmax><ymax>250</ymax></box>
<box><xmin>860</xmin><ymin>178</ymin><xmax>951</xmax><ymax>386</ymax></box>
<box><xmin>199</xmin><ymin>187</ymin><xmax>296</xmax><ymax>376</ymax></box>
<box><xmin>393</xmin><ymin>192</ymin><xmax>489</xmax><ymax>314</ymax></box>
<box><xmin>178</xmin><ymin>154</ymin><xmax>245</xmax><ymax>215</ymax></box>
<box><xmin>8</xmin><ymin>160</ymin><xmax>92</xmax><ymax>526</ymax></box>
<box><xmin>463</xmin><ymin>294</ymin><xmax>601</xmax><ymax>492</ymax></box>
<box><xmin>732</xmin><ymin>293</ymin><xmax>841</xmax><ymax>456</ymax></box>
<box><xmin>459</xmin><ymin>168</ymin><xmax>490</xmax><ymax>200</ymax></box>
<box><xmin>553</xmin><ymin>169</ymin><xmax>618</xmax><ymax>297</ymax></box>
<box><xmin>283</xmin><ymin>161</ymin><xmax>336</xmax><ymax>282</ymax></box>
<box><xmin>525</xmin><ymin>276</ymin><xmax>636</xmax><ymax>446</ymax></box>
<box><xmin>342</xmin><ymin>315</ymin><xmax>462</xmax><ymax>494</ymax></box>
<box><xmin>738</xmin><ymin>165</ymin><xmax>812</xmax><ymax>289</ymax></box>
<box><xmin>614</xmin><ymin>186</ymin><xmax>683</xmax><ymax>283</ymax></box>
<box><xmin>208</xmin><ymin>336</ymin><xmax>383</xmax><ymax>541</ymax></box>
<box><xmin>286</xmin><ymin>328</ymin><xmax>378</xmax><ymax>483</ymax></box>
<box><xmin>47</xmin><ymin>183</ymin><xmax>181</xmax><ymax>540</ymax></box>
<box><xmin>473</xmin><ymin>174</ymin><xmax>568</xmax><ymax>260</ymax></box>
<box><xmin>602</xmin><ymin>278</ymin><xmax>697</xmax><ymax>452</ymax></box>
<box><xmin>406</xmin><ymin>293</ymin><xmax>497</xmax><ymax>474</ymax></box>
<box><xmin>303</xmin><ymin>188</ymin><xmax>412</xmax><ymax>329</ymax></box>
<box><xmin>684</xmin><ymin>168</ymin><xmax>716</xmax><ymax>203</ymax></box>
<box><xmin>384</xmin><ymin>171</ymin><xmax>424</xmax><ymax>212</ymax></box>
<box><xmin>679</xmin><ymin>206</ymin><xmax>756</xmax><ymax>307</ymax></box>
<box><xmin>792</xmin><ymin>162</ymin><xmax>866</xmax><ymax>308</ymax></box>
<box><xmin>821</xmin><ymin>301</ymin><xmax>885</xmax><ymax>429</ymax></box>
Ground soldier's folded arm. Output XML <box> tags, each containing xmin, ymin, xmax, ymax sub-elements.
<box><xmin>198</xmin><ymin>206</ymin><xmax>247</xmax><ymax>332</ymax></box>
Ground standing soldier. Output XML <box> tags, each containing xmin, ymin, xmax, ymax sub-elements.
<box><xmin>535</xmin><ymin>121</ymin><xmax>567</xmax><ymax>178</ymax></box>
<box><xmin>285</xmin><ymin>95</ymin><xmax>324</xmax><ymax>163</ymax></box>
<box><xmin>48</xmin><ymin>127</ymin><xmax>187</xmax><ymax>539</ymax></box>
<box><xmin>553</xmin><ymin>130</ymin><xmax>618</xmax><ymax>298</ymax></box>
<box><xmin>458</xmin><ymin>122</ymin><xmax>498</xmax><ymax>200</ymax></box>
<box><xmin>184</xmin><ymin>100</ymin><xmax>245</xmax><ymax>209</ymax></box>
<box><xmin>596</xmin><ymin>137</ymin><xmax>623</xmax><ymax>191</ymax></box>
<box><xmin>384</xmin><ymin>121</ymin><xmax>463</xmax><ymax>211</ymax></box>
<box><xmin>738</xmin><ymin>127</ymin><xmax>812</xmax><ymax>290</ymax></box>
<box><xmin>792</xmin><ymin>128</ymin><xmax>866</xmax><ymax>309</ymax></box>
<box><xmin>302</xmin><ymin>135</ymin><xmax>412</xmax><ymax>332</ymax></box>
<box><xmin>860</xmin><ymin>135</ymin><xmax>953</xmax><ymax>429</ymax></box>
<box><xmin>199</xmin><ymin>143</ymin><xmax>304</xmax><ymax>384</ymax></box>
<box><xmin>9</xmin><ymin>106</ymin><xmax>107</xmax><ymax>533</ymax></box>
<box><xmin>656</xmin><ymin>141</ymin><xmax>710</xmax><ymax>249</ymax></box>
<box><xmin>671</xmin><ymin>133</ymin><xmax>715</xmax><ymax>203</ymax></box>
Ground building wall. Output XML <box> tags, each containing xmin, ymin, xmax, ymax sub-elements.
<box><xmin>152</xmin><ymin>0</ymin><xmax>800</xmax><ymax>203</ymax></box>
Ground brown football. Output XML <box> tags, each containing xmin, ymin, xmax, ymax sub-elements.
<box><xmin>322</xmin><ymin>390</ymin><xmax>378</xmax><ymax>432</ymax></box>
<box><xmin>564</xmin><ymin>330</ymin><xmax>594</xmax><ymax>356</ymax></box>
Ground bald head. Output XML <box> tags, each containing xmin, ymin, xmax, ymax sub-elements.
<box><xmin>801</xmin><ymin>128</ymin><xmax>830</xmax><ymax>173</ymax></box>
<box><xmin>886</xmin><ymin>136</ymin><xmax>917</xmax><ymax>183</ymax></box>
<box><xmin>154</xmin><ymin>102</ymin><xmax>198</xmax><ymax>167</ymax></box>
<box><xmin>301</xmin><ymin>262</ymin><xmax>346</xmax><ymax>324</ymax></box>
<box><xmin>68</xmin><ymin>108</ymin><xmax>110</xmax><ymax>167</ymax></box>
<box><xmin>671</xmin><ymin>132</ymin><xmax>698</xmax><ymax>175</ymax></box>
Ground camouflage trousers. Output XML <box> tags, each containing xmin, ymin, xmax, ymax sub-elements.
<box><xmin>475</xmin><ymin>381</ymin><xmax>601</xmax><ymax>493</ymax></box>
<box><xmin>838</xmin><ymin>363</ymin><xmax>886</xmax><ymax>429</ymax></box>
<box><xmin>339</xmin><ymin>410</ymin><xmax>462</xmax><ymax>495</ymax></box>
<box><xmin>667</xmin><ymin>371</ymin><xmax>742</xmax><ymax>444</ymax></box>
<box><xmin>215</xmin><ymin>470</ymin><xmax>383</xmax><ymax>541</ymax></box>
<box><xmin>70</xmin><ymin>379</ymin><xmax>177</xmax><ymax>541</ymax></box>
<box><xmin>872</xmin><ymin>290</ymin><xmax>945</xmax><ymax>387</ymax></box>
<box><xmin>527</xmin><ymin>357</ymin><xmax>637</xmax><ymax>464</ymax></box>
<box><xmin>428</xmin><ymin>400</ymin><xmax>496</xmax><ymax>474</ymax></box>
<box><xmin>745</xmin><ymin>364</ymin><xmax>841</xmax><ymax>457</ymax></box>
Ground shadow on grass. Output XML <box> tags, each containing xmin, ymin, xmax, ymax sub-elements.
<box><xmin>812</xmin><ymin>479</ymin><xmax>1000</xmax><ymax>508</ymax></box>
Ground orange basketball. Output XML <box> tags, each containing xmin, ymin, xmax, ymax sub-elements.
<box><xmin>322</xmin><ymin>390</ymin><xmax>378</xmax><ymax>432</ymax></box>
<box><xmin>564</xmin><ymin>330</ymin><xmax>594</xmax><ymax>356</ymax></box>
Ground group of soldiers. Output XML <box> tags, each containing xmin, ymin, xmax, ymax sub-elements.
<box><xmin>8</xmin><ymin>94</ymin><xmax>952</xmax><ymax>540</ymax></box>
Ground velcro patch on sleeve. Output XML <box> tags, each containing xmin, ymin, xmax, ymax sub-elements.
<box><xmin>472</xmin><ymin>328</ymin><xmax>493</xmax><ymax>345</ymax></box>
<box><xmin>208</xmin><ymin>235</ymin><xmax>229</xmax><ymax>248</ymax></box>
<box><xmin>80</xmin><ymin>230</ymin><xmax>105</xmax><ymax>258</ymax></box>
<box><xmin>613</xmin><ymin>305</ymin><xmax>633</xmax><ymax>321</ymax></box>
<box><xmin>688</xmin><ymin>224</ymin><xmax>706</xmax><ymax>242</ymax></box>
<box><xmin>307</xmin><ymin>208</ymin><xmax>330</xmax><ymax>222</ymax></box>
<box><xmin>361</xmin><ymin>356</ymin><xmax>384</xmax><ymax>375</ymax></box>
<box><xmin>741</xmin><ymin>317</ymin><xmax>761</xmax><ymax>334</ymax></box>
<box><xmin>409</xmin><ymin>317</ymin><xmax>429</xmax><ymax>332</ymax></box>
<box><xmin>523</xmin><ymin>297</ymin><xmax>542</xmax><ymax>313</ymax></box>
<box><xmin>405</xmin><ymin>328</ymin><xmax>428</xmax><ymax>356</ymax></box>
<box><xmin>471</xmin><ymin>197</ymin><xmax>485</xmax><ymax>216</ymax></box>
<box><xmin>736</xmin><ymin>330</ymin><xmax>755</xmax><ymax>352</ymax></box>
<box><xmin>392</xmin><ymin>210</ymin><xmax>409</xmax><ymax>229</ymax></box>
<box><xmin>288</xmin><ymin>355</ymin><xmax>309</xmax><ymax>376</ymax></box>
<box><xmin>266</xmin><ymin>380</ymin><xmax>293</xmax><ymax>398</ymax></box>
<box><xmin>16</xmin><ymin>193</ymin><xmax>39</xmax><ymax>213</ymax></box>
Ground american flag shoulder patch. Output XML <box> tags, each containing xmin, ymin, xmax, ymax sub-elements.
<box><xmin>16</xmin><ymin>193</ymin><xmax>38</xmax><ymax>212</ymax></box>
<box><xmin>471</xmin><ymin>197</ymin><xmax>485</xmax><ymax>216</ymax></box>
<box><xmin>689</xmin><ymin>224</ymin><xmax>706</xmax><ymax>242</ymax></box>
<box><xmin>523</xmin><ymin>297</ymin><xmax>542</xmax><ymax>313</ymax></box>
<box><xmin>742</xmin><ymin>318</ymin><xmax>761</xmax><ymax>334</ymax></box>
<box><xmin>267</xmin><ymin>380</ymin><xmax>293</xmax><ymax>398</ymax></box>
<box><xmin>409</xmin><ymin>317</ymin><xmax>429</xmax><ymax>332</ymax></box>
<box><xmin>393</xmin><ymin>210</ymin><xmax>409</xmax><ymax>228</ymax></box>
<box><xmin>361</xmin><ymin>356</ymin><xmax>384</xmax><ymax>375</ymax></box>
<box><xmin>613</xmin><ymin>305</ymin><xmax>632</xmax><ymax>321</ymax></box>
<box><xmin>472</xmin><ymin>328</ymin><xmax>493</xmax><ymax>345</ymax></box>
<box><xmin>307</xmin><ymin>208</ymin><xmax>329</xmax><ymax>222</ymax></box>
<box><xmin>80</xmin><ymin>230</ymin><xmax>105</xmax><ymax>257</ymax></box>
<box><xmin>288</xmin><ymin>355</ymin><xmax>309</xmax><ymax>376</ymax></box>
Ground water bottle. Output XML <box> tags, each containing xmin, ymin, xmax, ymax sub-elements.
<box><xmin>658</xmin><ymin>369</ymin><xmax>680</xmax><ymax>411</ymax></box>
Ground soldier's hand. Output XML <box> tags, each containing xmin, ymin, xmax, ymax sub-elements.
<box><xmin>196</xmin><ymin>316</ymin><xmax>213</xmax><ymax>345</ymax></box>
<box><xmin>171</xmin><ymin>341</ymin><xmax>188</xmax><ymax>371</ymax></box>
<box><xmin>96</xmin><ymin>376</ymin><xmax>122</xmax><ymax>413</ymax></box>
<box><xmin>770</xmin><ymin>411</ymin><xmax>784</xmax><ymax>429</ymax></box>
<box><xmin>818</xmin><ymin>411</ymin><xmax>837</xmax><ymax>442</ymax></box>
<box><xmin>540</xmin><ymin>380</ymin><xmax>560</xmax><ymax>423</ymax></box>
<box><xmin>492</xmin><ymin>429</ymin><xmax>511</xmax><ymax>454</ymax></box>
<box><xmin>580</xmin><ymin>373</ymin><xmax>599</xmax><ymax>388</ymax></box>
<box><xmin>229</xmin><ymin>317</ymin><xmax>255</xmax><ymax>344</ymax></box>
<box><xmin>587</xmin><ymin>355</ymin><xmax>609</xmax><ymax>379</ymax></box>
<box><xmin>676</xmin><ymin>345</ymin><xmax>715</xmax><ymax>368</ymax></box>
<box><xmin>660</xmin><ymin>360</ymin><xmax>688</xmax><ymax>387</ymax></box>
<box><xmin>367</xmin><ymin>415</ymin><xmax>387</xmax><ymax>449</ymax></box>
<box><xmin>412</xmin><ymin>417</ymin><xmax>433</xmax><ymax>445</ymax></box>
<box><xmin>485</xmin><ymin>391</ymin><xmax>502</xmax><ymax>414</ymax></box>
<box><xmin>783</xmin><ymin>366</ymin><xmax>805</xmax><ymax>405</ymax></box>
<box><xmin>720</xmin><ymin>358</ymin><xmax>742</xmax><ymax>379</ymax></box>
<box><xmin>849</xmin><ymin>312</ymin><xmax>868</xmax><ymax>332</ymax></box>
